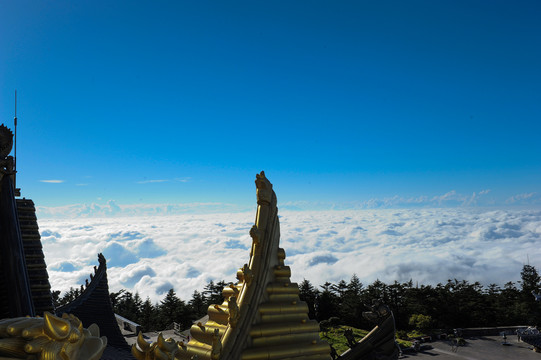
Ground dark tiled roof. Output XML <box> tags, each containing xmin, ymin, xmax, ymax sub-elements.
<box><xmin>56</xmin><ymin>254</ymin><xmax>132</xmax><ymax>354</ymax></box>
<box><xmin>17</xmin><ymin>198</ymin><xmax>54</xmax><ymax>315</ymax></box>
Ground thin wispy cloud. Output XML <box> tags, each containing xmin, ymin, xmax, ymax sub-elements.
<box><xmin>36</xmin><ymin>201</ymin><xmax>248</xmax><ymax>218</ymax></box>
<box><xmin>39</xmin><ymin>180</ymin><xmax>65</xmax><ymax>184</ymax></box>
<box><xmin>282</xmin><ymin>189</ymin><xmax>498</xmax><ymax>211</ymax></box>
<box><xmin>137</xmin><ymin>179</ymin><xmax>169</xmax><ymax>184</ymax></box>
<box><xmin>76</xmin><ymin>183</ymin><xmax>88</xmax><ymax>186</ymax></box>
<box><xmin>137</xmin><ymin>178</ymin><xmax>190</xmax><ymax>184</ymax></box>
<box><xmin>506</xmin><ymin>192</ymin><xmax>540</xmax><ymax>205</ymax></box>
<box><xmin>34</xmin><ymin>188</ymin><xmax>535</xmax><ymax>219</ymax></box>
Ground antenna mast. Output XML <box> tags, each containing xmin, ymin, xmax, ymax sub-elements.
<box><xmin>14</xmin><ymin>90</ymin><xmax>17</xmax><ymax>189</ymax></box>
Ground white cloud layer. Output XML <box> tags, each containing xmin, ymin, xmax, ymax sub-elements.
<box><xmin>40</xmin><ymin>208</ymin><xmax>541</xmax><ymax>303</ymax></box>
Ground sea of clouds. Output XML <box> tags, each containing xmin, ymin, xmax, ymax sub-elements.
<box><xmin>39</xmin><ymin>208</ymin><xmax>541</xmax><ymax>303</ymax></box>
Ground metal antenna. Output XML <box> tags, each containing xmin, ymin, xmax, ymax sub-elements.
<box><xmin>14</xmin><ymin>90</ymin><xmax>17</xmax><ymax>188</ymax></box>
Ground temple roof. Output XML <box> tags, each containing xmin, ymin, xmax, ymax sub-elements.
<box><xmin>132</xmin><ymin>172</ymin><xmax>331</xmax><ymax>360</ymax></box>
<box><xmin>56</xmin><ymin>254</ymin><xmax>132</xmax><ymax>359</ymax></box>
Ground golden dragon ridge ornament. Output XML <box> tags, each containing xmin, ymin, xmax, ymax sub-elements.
<box><xmin>0</xmin><ymin>312</ymin><xmax>107</xmax><ymax>360</ymax></box>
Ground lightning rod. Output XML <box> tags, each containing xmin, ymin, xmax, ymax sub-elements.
<box><xmin>14</xmin><ymin>90</ymin><xmax>17</xmax><ymax>189</ymax></box>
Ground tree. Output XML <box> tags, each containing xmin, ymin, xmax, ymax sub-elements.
<box><xmin>409</xmin><ymin>314</ymin><xmax>432</xmax><ymax>330</ymax></box>
<box><xmin>51</xmin><ymin>290</ymin><xmax>61</xmax><ymax>308</ymax></box>
<box><xmin>56</xmin><ymin>287</ymin><xmax>81</xmax><ymax>307</ymax></box>
<box><xmin>110</xmin><ymin>289</ymin><xmax>126</xmax><ymax>310</ymax></box>
<box><xmin>299</xmin><ymin>279</ymin><xmax>319</xmax><ymax>320</ymax></box>
<box><xmin>339</xmin><ymin>275</ymin><xmax>364</xmax><ymax>328</ymax></box>
<box><xmin>203</xmin><ymin>280</ymin><xmax>226</xmax><ymax>307</ymax></box>
<box><xmin>316</xmin><ymin>282</ymin><xmax>339</xmax><ymax>322</ymax></box>
<box><xmin>520</xmin><ymin>265</ymin><xmax>541</xmax><ymax>295</ymax></box>
<box><xmin>189</xmin><ymin>290</ymin><xmax>207</xmax><ymax>318</ymax></box>
<box><xmin>157</xmin><ymin>289</ymin><xmax>188</xmax><ymax>330</ymax></box>
<box><xmin>331</xmin><ymin>280</ymin><xmax>348</xmax><ymax>299</ymax></box>
<box><xmin>520</xmin><ymin>265</ymin><xmax>541</xmax><ymax>324</ymax></box>
<box><xmin>111</xmin><ymin>291</ymin><xmax>142</xmax><ymax>321</ymax></box>
<box><xmin>140</xmin><ymin>297</ymin><xmax>157</xmax><ymax>332</ymax></box>
<box><xmin>347</xmin><ymin>274</ymin><xmax>363</xmax><ymax>297</ymax></box>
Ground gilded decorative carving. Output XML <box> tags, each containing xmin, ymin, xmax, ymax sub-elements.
<box><xmin>0</xmin><ymin>312</ymin><xmax>106</xmax><ymax>360</ymax></box>
<box><xmin>227</xmin><ymin>297</ymin><xmax>239</xmax><ymax>328</ymax></box>
<box><xmin>131</xmin><ymin>332</ymin><xmax>179</xmax><ymax>360</ymax></box>
<box><xmin>255</xmin><ymin>171</ymin><xmax>272</xmax><ymax>205</ymax></box>
<box><xmin>236</xmin><ymin>264</ymin><xmax>253</xmax><ymax>286</ymax></box>
<box><xmin>167</xmin><ymin>172</ymin><xmax>331</xmax><ymax>360</ymax></box>
<box><xmin>228</xmin><ymin>284</ymin><xmax>239</xmax><ymax>296</ymax></box>
<box><xmin>0</xmin><ymin>125</ymin><xmax>14</xmax><ymax>158</ymax></box>
<box><xmin>210</xmin><ymin>329</ymin><xmax>221</xmax><ymax>360</ymax></box>
<box><xmin>0</xmin><ymin>125</ymin><xmax>14</xmax><ymax>175</ymax></box>
<box><xmin>249</xmin><ymin>225</ymin><xmax>260</xmax><ymax>246</ymax></box>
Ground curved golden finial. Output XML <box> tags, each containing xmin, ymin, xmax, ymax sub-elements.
<box><xmin>255</xmin><ymin>171</ymin><xmax>272</xmax><ymax>205</ymax></box>
<box><xmin>132</xmin><ymin>331</ymin><xmax>184</xmax><ymax>360</ymax></box>
<box><xmin>0</xmin><ymin>312</ymin><xmax>106</xmax><ymax>360</ymax></box>
<box><xmin>211</xmin><ymin>328</ymin><xmax>222</xmax><ymax>360</ymax></box>
<box><xmin>131</xmin><ymin>331</ymin><xmax>155</xmax><ymax>360</ymax></box>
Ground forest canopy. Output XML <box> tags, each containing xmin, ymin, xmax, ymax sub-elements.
<box><xmin>53</xmin><ymin>265</ymin><xmax>541</xmax><ymax>332</ymax></box>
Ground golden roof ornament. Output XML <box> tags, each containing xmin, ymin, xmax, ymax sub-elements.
<box><xmin>0</xmin><ymin>125</ymin><xmax>14</xmax><ymax>159</ymax></box>
<box><xmin>131</xmin><ymin>171</ymin><xmax>330</xmax><ymax>360</ymax></box>
<box><xmin>255</xmin><ymin>171</ymin><xmax>272</xmax><ymax>205</ymax></box>
<box><xmin>0</xmin><ymin>312</ymin><xmax>107</xmax><ymax>360</ymax></box>
<box><xmin>0</xmin><ymin>125</ymin><xmax>15</xmax><ymax>177</ymax></box>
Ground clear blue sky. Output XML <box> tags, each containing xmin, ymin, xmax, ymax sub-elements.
<box><xmin>1</xmin><ymin>1</ymin><xmax>540</xmax><ymax>209</ymax></box>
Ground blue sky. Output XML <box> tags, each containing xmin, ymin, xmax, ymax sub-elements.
<box><xmin>1</xmin><ymin>1</ymin><xmax>540</xmax><ymax>210</ymax></box>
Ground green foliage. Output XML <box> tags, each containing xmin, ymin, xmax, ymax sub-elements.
<box><xmin>140</xmin><ymin>297</ymin><xmax>156</xmax><ymax>332</ymax></box>
<box><xmin>316</xmin><ymin>282</ymin><xmax>339</xmax><ymax>322</ymax></box>
<box><xmin>406</xmin><ymin>330</ymin><xmax>425</xmax><ymax>338</ymax></box>
<box><xmin>203</xmin><ymin>280</ymin><xmax>226</xmax><ymax>307</ymax></box>
<box><xmin>54</xmin><ymin>287</ymin><xmax>82</xmax><ymax>307</ymax></box>
<box><xmin>396</xmin><ymin>338</ymin><xmax>412</xmax><ymax>348</ymax></box>
<box><xmin>53</xmin><ymin>266</ymin><xmax>541</xmax><ymax>335</ymax></box>
<box><xmin>319</xmin><ymin>325</ymin><xmax>369</xmax><ymax>355</ymax></box>
<box><xmin>408</xmin><ymin>314</ymin><xmax>432</xmax><ymax>330</ymax></box>
<box><xmin>520</xmin><ymin>265</ymin><xmax>540</xmax><ymax>295</ymax></box>
<box><xmin>299</xmin><ymin>279</ymin><xmax>319</xmax><ymax>320</ymax></box>
<box><xmin>76</xmin><ymin>279</ymin><xmax>229</xmax><ymax>332</ymax></box>
<box><xmin>189</xmin><ymin>290</ymin><xmax>207</xmax><ymax>318</ymax></box>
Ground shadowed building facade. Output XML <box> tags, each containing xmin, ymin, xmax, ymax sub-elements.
<box><xmin>0</xmin><ymin>123</ymin><xmax>129</xmax><ymax>359</ymax></box>
<box><xmin>0</xmin><ymin>124</ymin><xmax>53</xmax><ymax>319</ymax></box>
